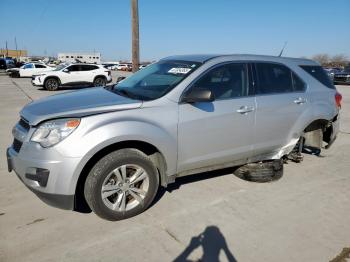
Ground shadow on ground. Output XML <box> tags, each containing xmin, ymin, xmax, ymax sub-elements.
<box><xmin>173</xmin><ymin>225</ymin><xmax>237</xmax><ymax>262</ymax></box>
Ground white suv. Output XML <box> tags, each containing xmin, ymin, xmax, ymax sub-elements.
<box><xmin>32</xmin><ymin>63</ymin><xmax>112</xmax><ymax>91</ymax></box>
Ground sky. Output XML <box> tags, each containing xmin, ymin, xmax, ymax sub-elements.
<box><xmin>1</xmin><ymin>0</ymin><xmax>349</xmax><ymax>61</ymax></box>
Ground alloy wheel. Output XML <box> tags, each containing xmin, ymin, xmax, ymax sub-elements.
<box><xmin>101</xmin><ymin>164</ymin><xmax>150</xmax><ymax>212</ymax></box>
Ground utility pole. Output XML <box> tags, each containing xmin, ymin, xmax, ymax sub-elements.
<box><xmin>131</xmin><ymin>0</ymin><xmax>139</xmax><ymax>72</ymax></box>
<box><xmin>5</xmin><ymin>40</ymin><xmax>8</xmax><ymax>57</ymax></box>
<box><xmin>15</xmin><ymin>37</ymin><xmax>18</xmax><ymax>58</ymax></box>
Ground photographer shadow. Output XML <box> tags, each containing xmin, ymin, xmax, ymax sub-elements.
<box><xmin>173</xmin><ymin>226</ymin><xmax>237</xmax><ymax>262</ymax></box>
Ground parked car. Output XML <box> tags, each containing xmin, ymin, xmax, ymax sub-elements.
<box><xmin>117</xmin><ymin>63</ymin><xmax>132</xmax><ymax>71</ymax></box>
<box><xmin>333</xmin><ymin>65</ymin><xmax>350</xmax><ymax>85</ymax></box>
<box><xmin>102</xmin><ymin>63</ymin><xmax>118</xmax><ymax>70</ymax></box>
<box><xmin>7</xmin><ymin>54</ymin><xmax>341</xmax><ymax>221</ymax></box>
<box><xmin>0</xmin><ymin>58</ymin><xmax>16</xmax><ymax>70</ymax></box>
<box><xmin>9</xmin><ymin>62</ymin><xmax>53</xmax><ymax>77</ymax></box>
<box><xmin>31</xmin><ymin>63</ymin><xmax>112</xmax><ymax>90</ymax></box>
<box><xmin>324</xmin><ymin>67</ymin><xmax>342</xmax><ymax>79</ymax></box>
<box><xmin>116</xmin><ymin>64</ymin><xmax>126</xmax><ymax>70</ymax></box>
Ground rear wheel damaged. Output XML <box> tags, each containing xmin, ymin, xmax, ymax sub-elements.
<box><xmin>234</xmin><ymin>159</ymin><xmax>284</xmax><ymax>183</ymax></box>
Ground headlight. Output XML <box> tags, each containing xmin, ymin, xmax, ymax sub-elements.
<box><xmin>31</xmin><ymin>118</ymin><xmax>80</xmax><ymax>147</ymax></box>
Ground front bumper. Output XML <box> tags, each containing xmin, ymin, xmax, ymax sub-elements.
<box><xmin>6</xmin><ymin>144</ymin><xmax>80</xmax><ymax>210</ymax></box>
<box><xmin>31</xmin><ymin>76</ymin><xmax>44</xmax><ymax>86</ymax></box>
<box><xmin>334</xmin><ymin>76</ymin><xmax>350</xmax><ymax>85</ymax></box>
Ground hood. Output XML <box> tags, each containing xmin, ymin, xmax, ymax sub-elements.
<box><xmin>21</xmin><ymin>87</ymin><xmax>142</xmax><ymax>125</ymax></box>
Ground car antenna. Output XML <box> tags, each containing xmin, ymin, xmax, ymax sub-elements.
<box><xmin>278</xmin><ymin>41</ymin><xmax>288</xmax><ymax>57</ymax></box>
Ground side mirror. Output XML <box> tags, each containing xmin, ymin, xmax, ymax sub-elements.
<box><xmin>63</xmin><ymin>69</ymin><xmax>70</xmax><ymax>73</ymax></box>
<box><xmin>182</xmin><ymin>88</ymin><xmax>215</xmax><ymax>103</ymax></box>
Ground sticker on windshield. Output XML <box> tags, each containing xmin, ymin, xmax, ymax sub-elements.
<box><xmin>168</xmin><ymin>67</ymin><xmax>191</xmax><ymax>74</ymax></box>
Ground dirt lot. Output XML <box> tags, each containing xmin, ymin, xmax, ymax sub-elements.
<box><xmin>0</xmin><ymin>73</ymin><xmax>349</xmax><ymax>262</ymax></box>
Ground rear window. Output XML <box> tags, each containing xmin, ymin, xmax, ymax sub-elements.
<box><xmin>300</xmin><ymin>65</ymin><xmax>335</xmax><ymax>89</ymax></box>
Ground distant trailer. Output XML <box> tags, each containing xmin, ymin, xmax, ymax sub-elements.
<box><xmin>58</xmin><ymin>53</ymin><xmax>101</xmax><ymax>64</ymax></box>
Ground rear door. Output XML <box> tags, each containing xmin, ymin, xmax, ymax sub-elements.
<box><xmin>80</xmin><ymin>64</ymin><xmax>99</xmax><ymax>83</ymax></box>
<box><xmin>253</xmin><ymin>62</ymin><xmax>308</xmax><ymax>157</ymax></box>
<box><xmin>178</xmin><ymin>62</ymin><xmax>256</xmax><ymax>173</ymax></box>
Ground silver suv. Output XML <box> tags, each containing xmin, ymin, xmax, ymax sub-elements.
<box><xmin>7</xmin><ymin>55</ymin><xmax>341</xmax><ymax>220</ymax></box>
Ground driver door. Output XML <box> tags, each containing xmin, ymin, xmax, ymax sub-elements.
<box><xmin>177</xmin><ymin>62</ymin><xmax>256</xmax><ymax>173</ymax></box>
<box><xmin>20</xmin><ymin>63</ymin><xmax>35</xmax><ymax>77</ymax></box>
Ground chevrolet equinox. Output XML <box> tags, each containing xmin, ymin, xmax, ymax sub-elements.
<box><xmin>7</xmin><ymin>55</ymin><xmax>341</xmax><ymax>220</ymax></box>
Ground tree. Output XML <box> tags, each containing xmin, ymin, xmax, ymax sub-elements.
<box><xmin>312</xmin><ymin>54</ymin><xmax>330</xmax><ymax>66</ymax></box>
<box><xmin>331</xmin><ymin>54</ymin><xmax>348</xmax><ymax>68</ymax></box>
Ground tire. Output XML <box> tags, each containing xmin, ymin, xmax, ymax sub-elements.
<box><xmin>93</xmin><ymin>77</ymin><xmax>107</xmax><ymax>87</ymax></box>
<box><xmin>10</xmin><ymin>71</ymin><xmax>19</xmax><ymax>78</ymax></box>
<box><xmin>84</xmin><ymin>149</ymin><xmax>160</xmax><ymax>221</ymax></box>
<box><xmin>44</xmin><ymin>78</ymin><xmax>59</xmax><ymax>91</ymax></box>
<box><xmin>234</xmin><ymin>159</ymin><xmax>283</xmax><ymax>183</ymax></box>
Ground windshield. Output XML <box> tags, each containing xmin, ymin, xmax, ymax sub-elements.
<box><xmin>111</xmin><ymin>60</ymin><xmax>201</xmax><ymax>101</ymax></box>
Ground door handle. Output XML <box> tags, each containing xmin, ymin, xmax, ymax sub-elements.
<box><xmin>236</xmin><ymin>106</ymin><xmax>255</xmax><ymax>114</ymax></box>
<box><xmin>294</xmin><ymin>97</ymin><xmax>307</xmax><ymax>104</ymax></box>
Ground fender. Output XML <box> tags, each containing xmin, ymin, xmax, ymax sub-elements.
<box><xmin>58</xmin><ymin>117</ymin><xmax>178</xmax><ymax>194</ymax></box>
<box><xmin>44</xmin><ymin>76</ymin><xmax>61</xmax><ymax>86</ymax></box>
<box><xmin>93</xmin><ymin>75</ymin><xmax>107</xmax><ymax>82</ymax></box>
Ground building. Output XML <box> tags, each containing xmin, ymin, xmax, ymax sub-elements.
<box><xmin>57</xmin><ymin>52</ymin><xmax>101</xmax><ymax>64</ymax></box>
<box><xmin>0</xmin><ymin>49</ymin><xmax>28</xmax><ymax>58</ymax></box>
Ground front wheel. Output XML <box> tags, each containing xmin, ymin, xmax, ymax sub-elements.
<box><xmin>10</xmin><ymin>71</ymin><xmax>20</xmax><ymax>78</ymax></box>
<box><xmin>44</xmin><ymin>78</ymin><xmax>59</xmax><ymax>91</ymax></box>
<box><xmin>84</xmin><ymin>149</ymin><xmax>159</xmax><ymax>221</ymax></box>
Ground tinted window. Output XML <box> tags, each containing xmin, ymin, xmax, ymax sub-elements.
<box><xmin>292</xmin><ymin>72</ymin><xmax>306</xmax><ymax>92</ymax></box>
<box><xmin>81</xmin><ymin>65</ymin><xmax>98</xmax><ymax>71</ymax></box>
<box><xmin>67</xmin><ymin>65</ymin><xmax>80</xmax><ymax>72</ymax></box>
<box><xmin>255</xmin><ymin>63</ymin><xmax>293</xmax><ymax>94</ymax></box>
<box><xmin>300</xmin><ymin>65</ymin><xmax>335</xmax><ymax>89</ymax></box>
<box><xmin>192</xmin><ymin>63</ymin><xmax>249</xmax><ymax>100</ymax></box>
<box><xmin>35</xmin><ymin>64</ymin><xmax>46</xmax><ymax>68</ymax></box>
